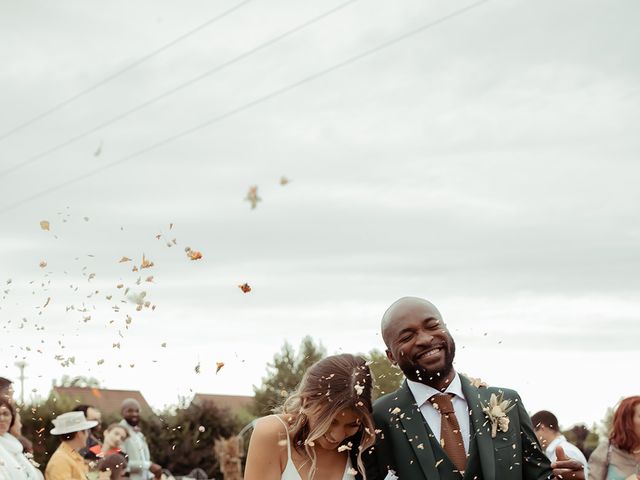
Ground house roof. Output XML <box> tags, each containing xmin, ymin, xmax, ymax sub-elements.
<box><xmin>52</xmin><ymin>386</ymin><xmax>153</xmax><ymax>416</ymax></box>
<box><xmin>191</xmin><ymin>393</ymin><xmax>253</xmax><ymax>413</ymax></box>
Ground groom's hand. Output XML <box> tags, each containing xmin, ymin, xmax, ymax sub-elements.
<box><xmin>551</xmin><ymin>445</ymin><xmax>585</xmax><ymax>480</ymax></box>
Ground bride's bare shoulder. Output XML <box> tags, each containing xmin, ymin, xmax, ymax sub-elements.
<box><xmin>252</xmin><ymin>415</ymin><xmax>291</xmax><ymax>443</ymax></box>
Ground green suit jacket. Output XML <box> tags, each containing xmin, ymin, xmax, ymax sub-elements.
<box><xmin>364</xmin><ymin>374</ymin><xmax>552</xmax><ymax>480</ymax></box>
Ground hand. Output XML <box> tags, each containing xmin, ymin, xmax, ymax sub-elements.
<box><xmin>551</xmin><ymin>446</ymin><xmax>585</xmax><ymax>480</ymax></box>
<box><xmin>150</xmin><ymin>463</ymin><xmax>163</xmax><ymax>479</ymax></box>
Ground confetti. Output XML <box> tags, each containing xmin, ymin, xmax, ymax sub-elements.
<box><xmin>238</xmin><ymin>283</ymin><xmax>251</xmax><ymax>293</ymax></box>
<box><xmin>145</xmin><ymin>276</ymin><xmax>154</xmax><ymax>283</ymax></box>
<box><xmin>42</xmin><ymin>297</ymin><xmax>51</xmax><ymax>308</ymax></box>
<box><xmin>215</xmin><ymin>362</ymin><xmax>225</xmax><ymax>374</ymax></box>
<box><xmin>198</xmin><ymin>425</ymin><xmax>205</xmax><ymax>433</ymax></box>
<box><xmin>161</xmin><ymin>342</ymin><xmax>167</xmax><ymax>348</ymax></box>
<box><xmin>244</xmin><ymin>185</ymin><xmax>261</xmax><ymax>209</ymax></box>
<box><xmin>185</xmin><ymin>247</ymin><xmax>203</xmax><ymax>261</ymax></box>
<box><xmin>40</xmin><ymin>220</ymin><xmax>50</xmax><ymax>231</ymax></box>
<box><xmin>140</xmin><ymin>254</ymin><xmax>154</xmax><ymax>269</ymax></box>
<box><xmin>118</xmin><ymin>256</ymin><xmax>131</xmax><ymax>263</ymax></box>
<box><xmin>280</xmin><ymin>176</ymin><xmax>290</xmax><ymax>186</ymax></box>
<box><xmin>195</xmin><ymin>362</ymin><xmax>201</xmax><ymax>374</ymax></box>
<box><xmin>39</xmin><ymin>261</ymin><xmax>47</xmax><ymax>268</ymax></box>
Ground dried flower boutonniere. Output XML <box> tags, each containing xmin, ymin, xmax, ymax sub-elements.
<box><xmin>482</xmin><ymin>393</ymin><xmax>515</xmax><ymax>438</ymax></box>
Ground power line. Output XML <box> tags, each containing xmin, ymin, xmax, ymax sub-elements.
<box><xmin>0</xmin><ymin>0</ymin><xmax>359</xmax><ymax>179</ymax></box>
<box><xmin>0</xmin><ymin>0</ymin><xmax>490</xmax><ymax>216</ymax></box>
<box><xmin>0</xmin><ymin>0</ymin><xmax>253</xmax><ymax>143</ymax></box>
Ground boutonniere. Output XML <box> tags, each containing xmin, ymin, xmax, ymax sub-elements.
<box><xmin>462</xmin><ymin>373</ymin><xmax>488</xmax><ymax>388</ymax></box>
<box><xmin>482</xmin><ymin>393</ymin><xmax>515</xmax><ymax>438</ymax></box>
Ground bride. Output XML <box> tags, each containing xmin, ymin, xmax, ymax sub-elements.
<box><xmin>244</xmin><ymin>353</ymin><xmax>376</xmax><ymax>480</ymax></box>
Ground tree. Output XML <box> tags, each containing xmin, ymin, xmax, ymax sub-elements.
<box><xmin>146</xmin><ymin>401</ymin><xmax>237</xmax><ymax>478</ymax></box>
<box><xmin>252</xmin><ymin>337</ymin><xmax>325</xmax><ymax>416</ymax></box>
<box><xmin>367</xmin><ymin>349</ymin><xmax>404</xmax><ymax>400</ymax></box>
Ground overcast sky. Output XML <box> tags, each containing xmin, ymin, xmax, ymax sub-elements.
<box><xmin>1</xmin><ymin>0</ymin><xmax>638</xmax><ymax>428</ymax></box>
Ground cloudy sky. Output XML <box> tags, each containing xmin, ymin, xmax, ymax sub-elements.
<box><xmin>1</xmin><ymin>0</ymin><xmax>638</xmax><ymax>428</ymax></box>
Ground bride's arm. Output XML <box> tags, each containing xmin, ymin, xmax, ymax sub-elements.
<box><xmin>244</xmin><ymin>416</ymin><xmax>286</xmax><ymax>480</ymax></box>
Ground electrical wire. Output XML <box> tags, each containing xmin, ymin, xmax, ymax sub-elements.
<box><xmin>0</xmin><ymin>0</ymin><xmax>490</xmax><ymax>215</ymax></box>
<box><xmin>0</xmin><ymin>0</ymin><xmax>253</xmax><ymax>143</ymax></box>
<box><xmin>0</xmin><ymin>0</ymin><xmax>359</xmax><ymax>179</ymax></box>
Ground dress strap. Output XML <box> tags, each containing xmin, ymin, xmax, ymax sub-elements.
<box><xmin>272</xmin><ymin>415</ymin><xmax>292</xmax><ymax>458</ymax></box>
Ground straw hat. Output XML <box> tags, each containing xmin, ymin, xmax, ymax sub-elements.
<box><xmin>50</xmin><ymin>411</ymin><xmax>98</xmax><ymax>435</ymax></box>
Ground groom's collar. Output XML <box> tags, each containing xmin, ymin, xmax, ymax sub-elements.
<box><xmin>406</xmin><ymin>372</ymin><xmax>464</xmax><ymax>407</ymax></box>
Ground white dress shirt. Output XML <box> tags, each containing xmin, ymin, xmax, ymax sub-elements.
<box><xmin>407</xmin><ymin>374</ymin><xmax>471</xmax><ymax>455</ymax></box>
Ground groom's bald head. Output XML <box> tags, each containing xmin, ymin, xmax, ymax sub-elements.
<box><xmin>381</xmin><ymin>297</ymin><xmax>442</xmax><ymax>346</ymax></box>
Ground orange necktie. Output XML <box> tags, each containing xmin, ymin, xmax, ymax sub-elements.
<box><xmin>429</xmin><ymin>393</ymin><xmax>467</xmax><ymax>473</ymax></box>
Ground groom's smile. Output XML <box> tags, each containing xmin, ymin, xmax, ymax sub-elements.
<box><xmin>382</xmin><ymin>297</ymin><xmax>457</xmax><ymax>388</ymax></box>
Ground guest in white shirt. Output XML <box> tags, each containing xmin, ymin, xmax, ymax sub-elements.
<box><xmin>531</xmin><ymin>410</ymin><xmax>589</xmax><ymax>475</ymax></box>
<box><xmin>0</xmin><ymin>398</ymin><xmax>43</xmax><ymax>480</ymax></box>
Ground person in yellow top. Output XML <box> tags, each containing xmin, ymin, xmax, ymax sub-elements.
<box><xmin>45</xmin><ymin>411</ymin><xmax>98</xmax><ymax>480</ymax></box>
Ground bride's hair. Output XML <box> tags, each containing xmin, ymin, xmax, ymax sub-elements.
<box><xmin>275</xmin><ymin>353</ymin><xmax>376</xmax><ymax>479</ymax></box>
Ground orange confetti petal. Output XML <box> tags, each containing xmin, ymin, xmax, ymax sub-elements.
<box><xmin>39</xmin><ymin>260</ymin><xmax>47</xmax><ymax>268</ymax></box>
<box><xmin>118</xmin><ymin>256</ymin><xmax>131</xmax><ymax>263</ymax></box>
<box><xmin>186</xmin><ymin>250</ymin><xmax>203</xmax><ymax>261</ymax></box>
<box><xmin>216</xmin><ymin>362</ymin><xmax>225</xmax><ymax>374</ymax></box>
<box><xmin>39</xmin><ymin>220</ymin><xmax>50</xmax><ymax>231</ymax></box>
<box><xmin>238</xmin><ymin>283</ymin><xmax>251</xmax><ymax>293</ymax></box>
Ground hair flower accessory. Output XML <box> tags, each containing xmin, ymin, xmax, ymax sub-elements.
<box><xmin>482</xmin><ymin>393</ymin><xmax>515</xmax><ymax>438</ymax></box>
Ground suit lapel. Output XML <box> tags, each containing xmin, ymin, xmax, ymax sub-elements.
<box><xmin>460</xmin><ymin>375</ymin><xmax>495</xmax><ymax>480</ymax></box>
<box><xmin>395</xmin><ymin>382</ymin><xmax>441</xmax><ymax>480</ymax></box>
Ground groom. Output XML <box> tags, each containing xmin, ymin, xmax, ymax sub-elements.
<box><xmin>364</xmin><ymin>297</ymin><xmax>585</xmax><ymax>480</ymax></box>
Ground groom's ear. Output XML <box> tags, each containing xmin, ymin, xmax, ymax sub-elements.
<box><xmin>385</xmin><ymin>349</ymin><xmax>397</xmax><ymax>365</ymax></box>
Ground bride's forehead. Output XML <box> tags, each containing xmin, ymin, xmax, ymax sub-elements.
<box><xmin>333</xmin><ymin>408</ymin><xmax>361</xmax><ymax>422</ymax></box>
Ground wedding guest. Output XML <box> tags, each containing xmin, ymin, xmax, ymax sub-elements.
<box><xmin>588</xmin><ymin>395</ymin><xmax>640</xmax><ymax>480</ymax></box>
<box><xmin>244</xmin><ymin>353</ymin><xmax>376</xmax><ymax>480</ymax></box>
<box><xmin>89</xmin><ymin>423</ymin><xmax>128</xmax><ymax>458</ymax></box>
<box><xmin>0</xmin><ymin>378</ymin><xmax>14</xmax><ymax>402</ymax></box>
<box><xmin>532</xmin><ymin>410</ymin><xmax>589</xmax><ymax>473</ymax></box>
<box><xmin>73</xmin><ymin>404</ymin><xmax>103</xmax><ymax>460</ymax></box>
<box><xmin>45</xmin><ymin>411</ymin><xmax>98</xmax><ymax>480</ymax></box>
<box><xmin>0</xmin><ymin>377</ymin><xmax>33</xmax><ymax>452</ymax></box>
<box><xmin>12</xmin><ymin>409</ymin><xmax>34</xmax><ymax>454</ymax></box>
<box><xmin>0</xmin><ymin>398</ymin><xmax>43</xmax><ymax>479</ymax></box>
<box><xmin>119</xmin><ymin>398</ymin><xmax>162</xmax><ymax>480</ymax></box>
<box><xmin>96</xmin><ymin>453</ymin><xmax>128</xmax><ymax>480</ymax></box>
<box><xmin>364</xmin><ymin>296</ymin><xmax>587</xmax><ymax>480</ymax></box>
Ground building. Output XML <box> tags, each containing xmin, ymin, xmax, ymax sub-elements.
<box><xmin>53</xmin><ymin>386</ymin><xmax>153</xmax><ymax>416</ymax></box>
<box><xmin>191</xmin><ymin>393</ymin><xmax>253</xmax><ymax>414</ymax></box>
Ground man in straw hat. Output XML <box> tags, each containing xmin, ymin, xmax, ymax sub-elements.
<box><xmin>45</xmin><ymin>410</ymin><xmax>98</xmax><ymax>480</ymax></box>
<box><xmin>118</xmin><ymin>397</ymin><xmax>162</xmax><ymax>479</ymax></box>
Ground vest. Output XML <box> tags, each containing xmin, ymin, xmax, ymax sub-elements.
<box><xmin>425</xmin><ymin>418</ymin><xmax>483</xmax><ymax>480</ymax></box>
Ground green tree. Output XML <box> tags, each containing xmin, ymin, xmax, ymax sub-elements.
<box><xmin>252</xmin><ymin>336</ymin><xmax>325</xmax><ymax>416</ymax></box>
<box><xmin>145</xmin><ymin>401</ymin><xmax>237</xmax><ymax>477</ymax></box>
<box><xmin>367</xmin><ymin>349</ymin><xmax>404</xmax><ymax>400</ymax></box>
